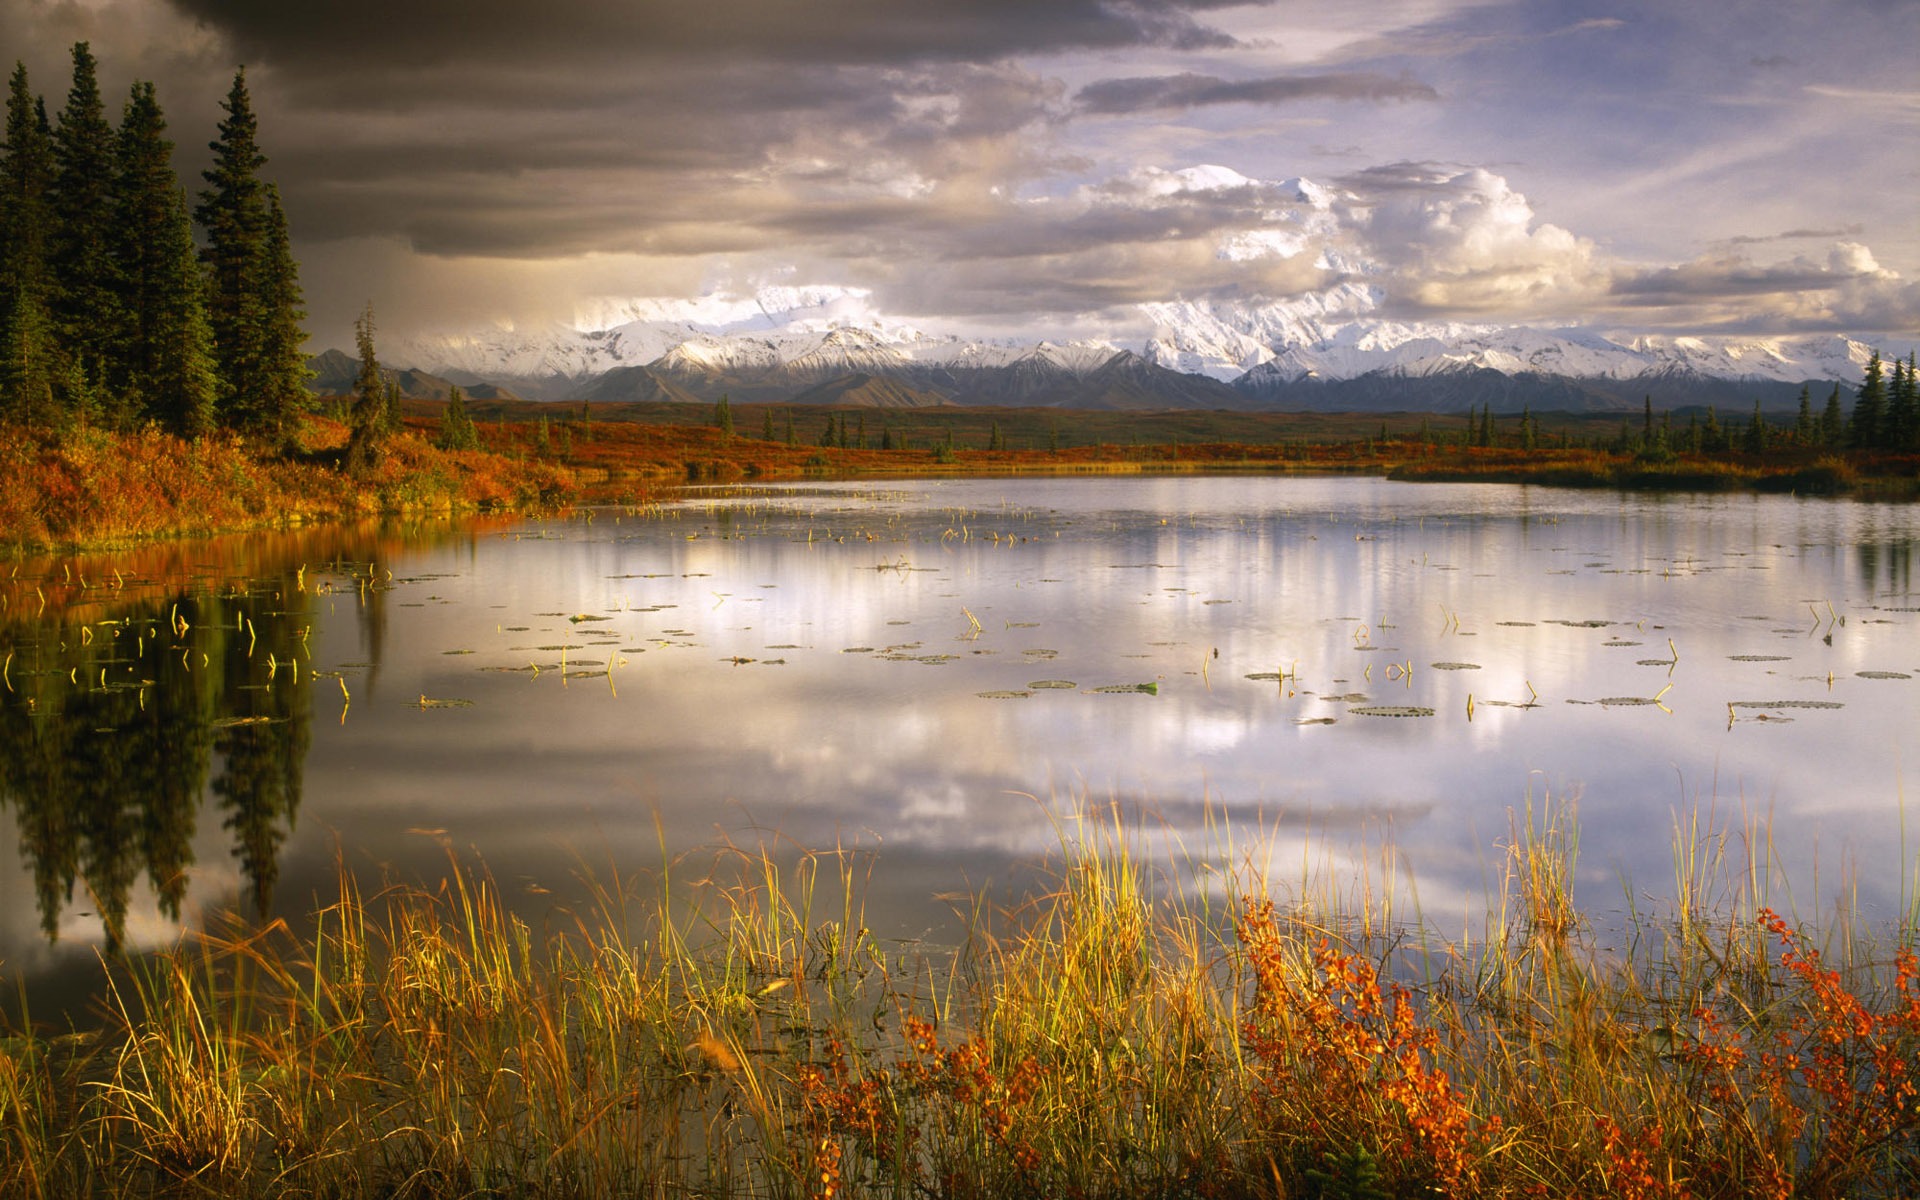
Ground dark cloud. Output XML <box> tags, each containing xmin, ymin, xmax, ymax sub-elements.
<box><xmin>165</xmin><ymin>0</ymin><xmax>1239</xmax><ymax>72</ymax></box>
<box><xmin>1074</xmin><ymin>70</ymin><xmax>1437</xmax><ymax>115</ymax></box>
<box><xmin>1611</xmin><ymin>248</ymin><xmax>1884</xmax><ymax>301</ymax></box>
<box><xmin>1725</xmin><ymin>225</ymin><xmax>1865</xmax><ymax>245</ymax></box>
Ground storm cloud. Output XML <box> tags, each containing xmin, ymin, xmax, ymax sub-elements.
<box><xmin>1073</xmin><ymin>71</ymin><xmax>1437</xmax><ymax>115</ymax></box>
<box><xmin>1</xmin><ymin>0</ymin><xmax>1910</xmax><ymax>347</ymax></box>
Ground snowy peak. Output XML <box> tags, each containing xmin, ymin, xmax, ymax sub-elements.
<box><xmin>376</xmin><ymin>283</ymin><xmax>1911</xmax><ymax>409</ymax></box>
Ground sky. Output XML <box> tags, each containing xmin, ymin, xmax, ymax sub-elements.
<box><xmin>4</xmin><ymin>0</ymin><xmax>1917</xmax><ymax>351</ymax></box>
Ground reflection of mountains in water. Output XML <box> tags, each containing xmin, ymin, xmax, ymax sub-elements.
<box><xmin>0</xmin><ymin>519</ymin><xmax>501</xmax><ymax>952</ymax></box>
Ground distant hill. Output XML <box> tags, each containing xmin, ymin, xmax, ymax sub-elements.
<box><xmin>788</xmin><ymin>373</ymin><xmax>951</xmax><ymax>408</ymax></box>
<box><xmin>306</xmin><ymin>350</ymin><xmax>523</xmax><ymax>402</ymax></box>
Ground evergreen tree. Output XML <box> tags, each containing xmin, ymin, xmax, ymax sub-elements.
<box><xmin>1794</xmin><ymin>385</ymin><xmax>1814</xmax><ymax>445</ymax></box>
<box><xmin>1850</xmin><ymin>351</ymin><xmax>1885</xmax><ymax>449</ymax></box>
<box><xmin>1885</xmin><ymin>353</ymin><xmax>1917</xmax><ymax>451</ymax></box>
<box><xmin>762</xmin><ymin>407</ymin><xmax>774</xmax><ymax>440</ymax></box>
<box><xmin>344</xmin><ymin>303</ymin><xmax>386</xmax><ymax>474</ymax></box>
<box><xmin>1700</xmin><ymin>406</ymin><xmax>1724</xmax><ymax>453</ymax></box>
<box><xmin>252</xmin><ymin>185</ymin><xmax>308</xmax><ymax>447</ymax></box>
<box><xmin>855</xmin><ymin>412</ymin><xmax>865</xmax><ymax>450</ymax></box>
<box><xmin>196</xmin><ymin>69</ymin><xmax>277</xmax><ymax>433</ymax></box>
<box><xmin>1642</xmin><ymin>395</ymin><xmax>1654</xmax><ymax>450</ymax></box>
<box><xmin>989</xmin><ymin>420</ymin><xmax>1002</xmax><ymax>451</ymax></box>
<box><xmin>1</xmin><ymin>64</ymin><xmax>61</xmax><ymax>426</ymax></box>
<box><xmin>1742</xmin><ymin>399</ymin><xmax>1768</xmax><ymax>454</ymax></box>
<box><xmin>109</xmin><ymin>82</ymin><xmax>216</xmax><ymax>438</ymax></box>
<box><xmin>881</xmin><ymin>423</ymin><xmax>894</xmax><ymax>451</ymax></box>
<box><xmin>382</xmin><ymin>375</ymin><xmax>401</xmax><ymax>434</ymax></box>
<box><xmin>1519</xmin><ymin>405</ymin><xmax>1536</xmax><ymax>452</ymax></box>
<box><xmin>439</xmin><ymin>383</ymin><xmax>478</xmax><ymax>450</ymax></box>
<box><xmin>49</xmin><ymin>43</ymin><xmax>119</xmax><ymax>425</ymax></box>
<box><xmin>1820</xmin><ymin>384</ymin><xmax>1845</xmax><ymax>445</ymax></box>
<box><xmin>784</xmin><ymin>410</ymin><xmax>795</xmax><ymax>445</ymax></box>
<box><xmin>713</xmin><ymin>392</ymin><xmax>732</xmax><ymax>436</ymax></box>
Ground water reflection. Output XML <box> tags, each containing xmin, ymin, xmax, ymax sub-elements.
<box><xmin>0</xmin><ymin>520</ymin><xmax>504</xmax><ymax>952</ymax></box>
<box><xmin>2</xmin><ymin>481</ymin><xmax>1917</xmax><ymax>1019</ymax></box>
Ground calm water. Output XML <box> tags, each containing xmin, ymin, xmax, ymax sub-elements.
<box><xmin>3</xmin><ymin>476</ymin><xmax>1917</xmax><ymax>1007</ymax></box>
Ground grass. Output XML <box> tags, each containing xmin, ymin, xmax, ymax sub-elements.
<box><xmin>1</xmin><ymin>416</ymin><xmax>574</xmax><ymax>555</ymax></box>
<box><xmin>11</xmin><ymin>406</ymin><xmax>1915</xmax><ymax>556</ymax></box>
<box><xmin>2</xmin><ymin>800</ymin><xmax>1915</xmax><ymax>1198</ymax></box>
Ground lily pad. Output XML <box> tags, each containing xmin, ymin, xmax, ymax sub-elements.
<box><xmin>415</xmin><ymin>696</ymin><xmax>474</xmax><ymax>709</ymax></box>
<box><xmin>1729</xmin><ymin>699</ymin><xmax>1845</xmax><ymax>710</ymax></box>
<box><xmin>1349</xmin><ymin>705</ymin><xmax>1434</xmax><ymax>717</ymax></box>
<box><xmin>1430</xmin><ymin>662</ymin><xmax>1481</xmax><ymax>670</ymax></box>
<box><xmin>1546</xmin><ymin>619</ymin><xmax>1612</xmax><ymax>628</ymax></box>
<box><xmin>1028</xmin><ymin>680</ymin><xmax>1078</xmax><ymax>689</ymax></box>
<box><xmin>1091</xmin><ymin>682</ymin><xmax>1160</xmax><ymax>695</ymax></box>
<box><xmin>1729</xmin><ymin>655</ymin><xmax>1790</xmax><ymax>662</ymax></box>
<box><xmin>1244</xmin><ymin>672</ymin><xmax>1287</xmax><ymax>681</ymax></box>
<box><xmin>976</xmin><ymin>690</ymin><xmax>1031</xmax><ymax>699</ymax></box>
<box><xmin>1295</xmin><ymin>717</ymin><xmax>1337</xmax><ymax>726</ymax></box>
<box><xmin>1856</xmin><ymin>670</ymin><xmax>1912</xmax><ymax>680</ymax></box>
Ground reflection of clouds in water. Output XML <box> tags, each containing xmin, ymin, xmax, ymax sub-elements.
<box><xmin>7</xmin><ymin>478</ymin><xmax>1916</xmax><ymax>1002</ymax></box>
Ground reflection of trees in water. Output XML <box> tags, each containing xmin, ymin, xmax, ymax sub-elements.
<box><xmin>0</xmin><ymin>517</ymin><xmax>495</xmax><ymax>950</ymax></box>
<box><xmin>1856</xmin><ymin>537</ymin><xmax>1912</xmax><ymax>598</ymax></box>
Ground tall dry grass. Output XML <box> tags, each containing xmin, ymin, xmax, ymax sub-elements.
<box><xmin>1</xmin><ymin>801</ymin><xmax>1915</xmax><ymax>1198</ymax></box>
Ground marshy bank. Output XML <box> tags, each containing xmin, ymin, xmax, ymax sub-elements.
<box><xmin>2</xmin><ymin>803</ymin><xmax>1916</xmax><ymax>1199</ymax></box>
<box><xmin>1</xmin><ymin>418</ymin><xmax>573</xmax><ymax>555</ymax></box>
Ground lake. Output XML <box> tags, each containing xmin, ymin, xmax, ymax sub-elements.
<box><xmin>3</xmin><ymin>475</ymin><xmax>1916</xmax><ymax>1012</ymax></box>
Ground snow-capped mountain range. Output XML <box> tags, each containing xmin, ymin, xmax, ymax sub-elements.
<box><xmin>374</xmin><ymin>284</ymin><xmax>1911</xmax><ymax>413</ymax></box>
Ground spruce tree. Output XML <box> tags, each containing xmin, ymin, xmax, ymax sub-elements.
<box><xmin>1</xmin><ymin>64</ymin><xmax>61</xmax><ymax>427</ymax></box>
<box><xmin>1701</xmin><ymin>406</ymin><xmax>1724</xmax><ymax>453</ymax></box>
<box><xmin>1794</xmin><ymin>385</ymin><xmax>1814</xmax><ymax>445</ymax></box>
<box><xmin>1820</xmin><ymin>384</ymin><xmax>1845</xmax><ymax>445</ymax></box>
<box><xmin>110</xmin><ymin>82</ymin><xmax>216</xmax><ymax>438</ymax></box>
<box><xmin>196</xmin><ymin>69</ymin><xmax>275</xmax><ymax>433</ymax></box>
<box><xmin>1850</xmin><ymin>351</ymin><xmax>1885</xmax><ymax>450</ymax></box>
<box><xmin>252</xmin><ymin>185</ymin><xmax>308</xmax><ymax>447</ymax></box>
<box><xmin>1742</xmin><ymin>399</ymin><xmax>1767</xmax><ymax>454</ymax></box>
<box><xmin>49</xmin><ymin>44</ymin><xmax>119</xmax><ymax>425</ymax></box>
<box><xmin>344</xmin><ymin>303</ymin><xmax>386</xmax><ymax>474</ymax></box>
<box><xmin>1885</xmin><ymin>353</ymin><xmax>1917</xmax><ymax>451</ymax></box>
<box><xmin>439</xmin><ymin>382</ymin><xmax>477</xmax><ymax>450</ymax></box>
<box><xmin>713</xmin><ymin>393</ymin><xmax>732</xmax><ymax>436</ymax></box>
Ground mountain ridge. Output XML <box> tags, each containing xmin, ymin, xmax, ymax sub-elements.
<box><xmin>320</xmin><ymin>286</ymin><xmax>1914</xmax><ymax>414</ymax></box>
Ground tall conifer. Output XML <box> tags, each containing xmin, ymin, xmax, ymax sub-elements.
<box><xmin>1820</xmin><ymin>384</ymin><xmax>1845</xmax><ymax>445</ymax></box>
<box><xmin>1</xmin><ymin>64</ymin><xmax>60</xmax><ymax>426</ymax></box>
<box><xmin>254</xmin><ymin>184</ymin><xmax>309</xmax><ymax>446</ymax></box>
<box><xmin>1850</xmin><ymin>351</ymin><xmax>1885</xmax><ymax>450</ymax></box>
<box><xmin>345</xmin><ymin>303</ymin><xmax>387</xmax><ymax>474</ymax></box>
<box><xmin>111</xmin><ymin>82</ymin><xmax>215</xmax><ymax>437</ymax></box>
<box><xmin>50</xmin><ymin>43</ymin><xmax>119</xmax><ymax>424</ymax></box>
<box><xmin>196</xmin><ymin>69</ymin><xmax>273</xmax><ymax>432</ymax></box>
<box><xmin>1885</xmin><ymin>353</ymin><xmax>1916</xmax><ymax>451</ymax></box>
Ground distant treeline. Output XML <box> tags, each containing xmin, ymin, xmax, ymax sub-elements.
<box><xmin>0</xmin><ymin>45</ymin><xmax>307</xmax><ymax>445</ymax></box>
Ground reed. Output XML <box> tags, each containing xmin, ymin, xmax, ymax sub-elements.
<box><xmin>1</xmin><ymin>799</ymin><xmax>1915</xmax><ymax>1198</ymax></box>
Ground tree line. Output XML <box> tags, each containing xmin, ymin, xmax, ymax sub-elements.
<box><xmin>0</xmin><ymin>45</ymin><xmax>306</xmax><ymax>445</ymax></box>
